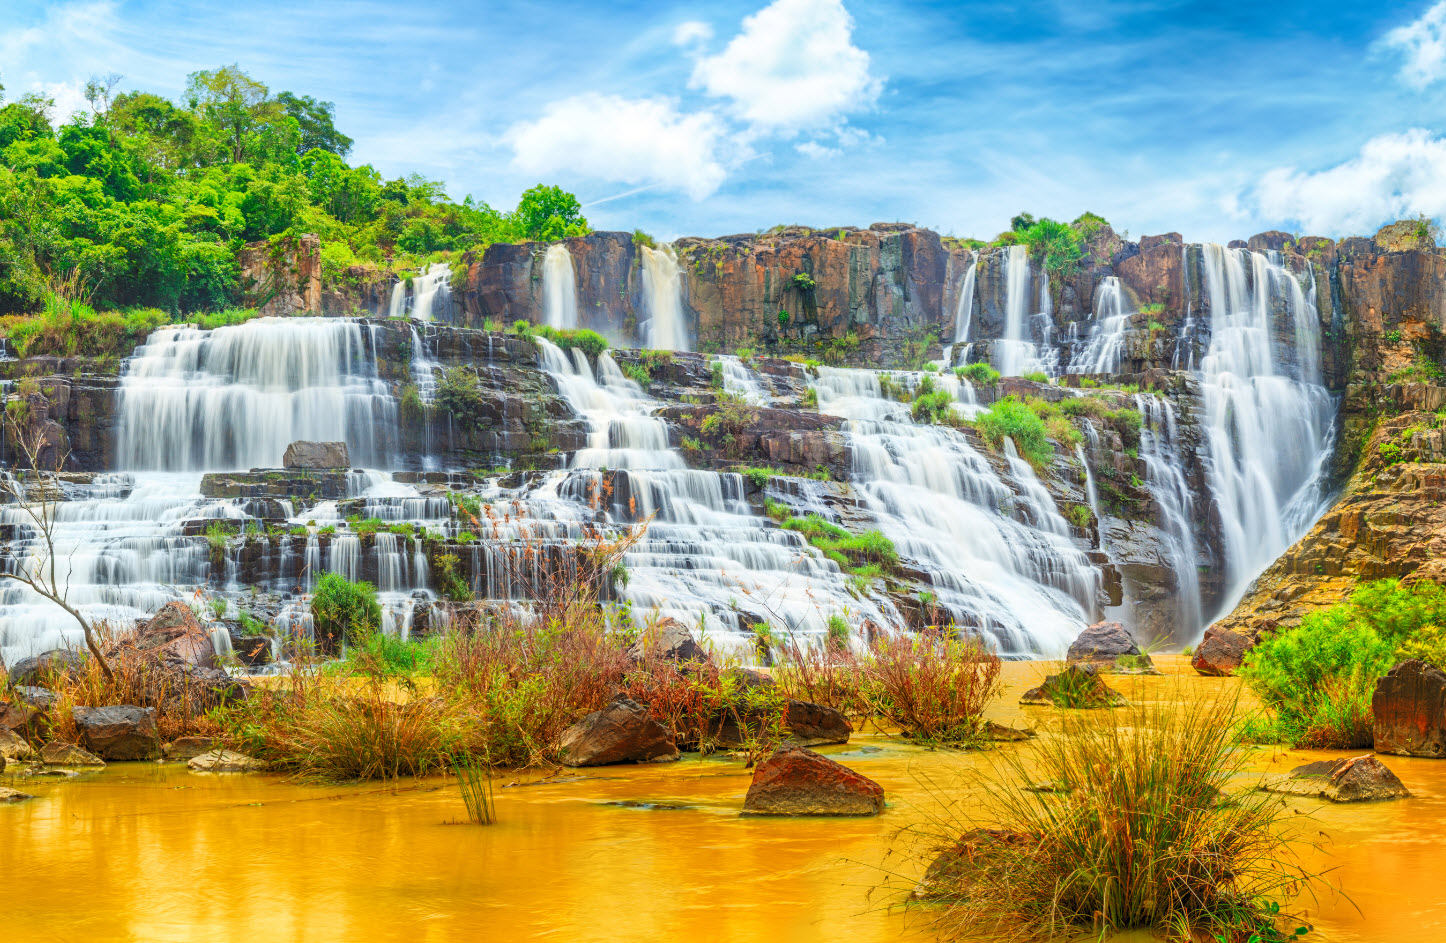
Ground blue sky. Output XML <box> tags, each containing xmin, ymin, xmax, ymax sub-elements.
<box><xmin>6</xmin><ymin>0</ymin><xmax>1446</xmax><ymax>242</ymax></box>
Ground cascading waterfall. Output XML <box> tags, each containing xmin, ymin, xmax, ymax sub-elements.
<box><xmin>542</xmin><ymin>244</ymin><xmax>579</xmax><ymax>330</ymax></box>
<box><xmin>953</xmin><ymin>260</ymin><xmax>977</xmax><ymax>344</ymax></box>
<box><xmin>640</xmin><ymin>245</ymin><xmax>690</xmax><ymax>351</ymax></box>
<box><xmin>995</xmin><ymin>245</ymin><xmax>1048</xmax><ymax>377</ymax></box>
<box><xmin>116</xmin><ymin>318</ymin><xmax>399</xmax><ymax>471</ymax></box>
<box><xmin>408</xmin><ymin>262</ymin><xmax>452</xmax><ymax>322</ymax></box>
<box><xmin>1069</xmin><ymin>277</ymin><xmax>1131</xmax><ymax>374</ymax></box>
<box><xmin>1196</xmin><ymin>243</ymin><xmax>1335</xmax><ymax>620</ymax></box>
<box><xmin>1134</xmin><ymin>394</ymin><xmax>1203</xmax><ymax>634</ymax></box>
<box><xmin>813</xmin><ymin>367</ymin><xmax>1100</xmax><ymax>655</ymax></box>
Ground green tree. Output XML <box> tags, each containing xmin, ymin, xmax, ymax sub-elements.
<box><xmin>276</xmin><ymin>91</ymin><xmax>353</xmax><ymax>157</ymax></box>
<box><xmin>514</xmin><ymin>183</ymin><xmax>589</xmax><ymax>241</ymax></box>
<box><xmin>184</xmin><ymin>64</ymin><xmax>283</xmax><ymax>164</ymax></box>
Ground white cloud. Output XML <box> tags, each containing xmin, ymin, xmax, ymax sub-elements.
<box><xmin>505</xmin><ymin>94</ymin><xmax>734</xmax><ymax>201</ymax></box>
<box><xmin>796</xmin><ymin>141</ymin><xmax>840</xmax><ymax>159</ymax></box>
<box><xmin>1247</xmin><ymin>129</ymin><xmax>1446</xmax><ymax>235</ymax></box>
<box><xmin>689</xmin><ymin>0</ymin><xmax>881</xmax><ymax>133</ymax></box>
<box><xmin>30</xmin><ymin>80</ymin><xmax>91</xmax><ymax>121</ymax></box>
<box><xmin>672</xmin><ymin>20</ymin><xmax>713</xmax><ymax>47</ymax></box>
<box><xmin>1383</xmin><ymin>1</ymin><xmax>1446</xmax><ymax>89</ymax></box>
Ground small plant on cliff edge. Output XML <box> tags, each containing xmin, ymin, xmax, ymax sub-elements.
<box><xmin>957</xmin><ymin>362</ymin><xmax>1001</xmax><ymax>385</ymax></box>
<box><xmin>974</xmin><ymin>398</ymin><xmax>1054</xmax><ymax>468</ymax></box>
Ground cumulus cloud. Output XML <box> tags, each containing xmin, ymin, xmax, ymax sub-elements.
<box><xmin>1247</xmin><ymin>129</ymin><xmax>1446</xmax><ymax>235</ymax></box>
<box><xmin>672</xmin><ymin>20</ymin><xmax>713</xmax><ymax>47</ymax></box>
<box><xmin>1383</xmin><ymin>1</ymin><xmax>1446</xmax><ymax>89</ymax></box>
<box><xmin>505</xmin><ymin>94</ymin><xmax>733</xmax><ymax>201</ymax></box>
<box><xmin>689</xmin><ymin>0</ymin><xmax>881</xmax><ymax>132</ymax></box>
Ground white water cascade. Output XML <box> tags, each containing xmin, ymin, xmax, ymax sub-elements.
<box><xmin>115</xmin><ymin>318</ymin><xmax>399</xmax><ymax>471</ymax></box>
<box><xmin>995</xmin><ymin>246</ymin><xmax>1048</xmax><ymax>377</ymax></box>
<box><xmin>1196</xmin><ymin>244</ymin><xmax>1335</xmax><ymax>619</ymax></box>
<box><xmin>542</xmin><ymin>244</ymin><xmax>579</xmax><ymax>330</ymax></box>
<box><xmin>408</xmin><ymin>262</ymin><xmax>452</xmax><ymax>322</ymax></box>
<box><xmin>813</xmin><ymin>367</ymin><xmax>1099</xmax><ymax>655</ymax></box>
<box><xmin>953</xmin><ymin>260</ymin><xmax>978</xmax><ymax>344</ymax></box>
<box><xmin>1135</xmin><ymin>394</ymin><xmax>1203</xmax><ymax>634</ymax></box>
<box><xmin>640</xmin><ymin>245</ymin><xmax>690</xmax><ymax>351</ymax></box>
<box><xmin>1069</xmin><ymin>277</ymin><xmax>1131</xmax><ymax>374</ymax></box>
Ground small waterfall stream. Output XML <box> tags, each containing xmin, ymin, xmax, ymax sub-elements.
<box><xmin>542</xmin><ymin>245</ymin><xmax>579</xmax><ymax>330</ymax></box>
<box><xmin>640</xmin><ymin>245</ymin><xmax>689</xmax><ymax>351</ymax></box>
<box><xmin>1069</xmin><ymin>277</ymin><xmax>1131</xmax><ymax>374</ymax></box>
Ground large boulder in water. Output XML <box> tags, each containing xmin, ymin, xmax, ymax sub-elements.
<box><xmin>283</xmin><ymin>440</ymin><xmax>350</xmax><ymax>469</ymax></box>
<box><xmin>1262</xmin><ymin>755</ymin><xmax>1410</xmax><ymax>802</ymax></box>
<box><xmin>742</xmin><ymin>745</ymin><xmax>884</xmax><ymax>816</ymax></box>
<box><xmin>559</xmin><ymin>694</ymin><xmax>679</xmax><ymax>767</ymax></box>
<box><xmin>1191</xmin><ymin>625</ymin><xmax>1252</xmax><ymax>677</ymax></box>
<box><xmin>7</xmin><ymin>649</ymin><xmax>84</xmax><ymax>686</ymax></box>
<box><xmin>1020</xmin><ymin>663</ymin><xmax>1126</xmax><ymax>708</ymax></box>
<box><xmin>1066</xmin><ymin>621</ymin><xmax>1153</xmax><ymax>672</ymax></box>
<box><xmin>1373</xmin><ymin>659</ymin><xmax>1446</xmax><ymax>757</ymax></box>
<box><xmin>71</xmin><ymin>705</ymin><xmax>160</xmax><ymax>761</ymax></box>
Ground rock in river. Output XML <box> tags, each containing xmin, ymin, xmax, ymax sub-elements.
<box><xmin>0</xmin><ymin>786</ymin><xmax>35</xmax><ymax>802</ymax></box>
<box><xmin>188</xmin><ymin>749</ymin><xmax>269</xmax><ymax>773</ymax></box>
<box><xmin>1262</xmin><ymin>755</ymin><xmax>1410</xmax><ymax>802</ymax></box>
<box><xmin>742</xmin><ymin>745</ymin><xmax>884</xmax><ymax>816</ymax></box>
<box><xmin>1191</xmin><ymin>624</ymin><xmax>1252</xmax><ymax>677</ymax></box>
<box><xmin>39</xmin><ymin>741</ymin><xmax>105</xmax><ymax>766</ymax></box>
<box><xmin>1019</xmin><ymin>664</ymin><xmax>1126</xmax><ymax>708</ymax></box>
<box><xmin>1066</xmin><ymin>621</ymin><xmax>1154</xmax><ymax>673</ymax></box>
<box><xmin>559</xmin><ymin>694</ymin><xmax>679</xmax><ymax>767</ymax></box>
<box><xmin>71</xmin><ymin>706</ymin><xmax>160</xmax><ymax>761</ymax></box>
<box><xmin>1373</xmin><ymin>659</ymin><xmax>1446</xmax><ymax>757</ymax></box>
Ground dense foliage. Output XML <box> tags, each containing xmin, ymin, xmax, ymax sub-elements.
<box><xmin>0</xmin><ymin>69</ymin><xmax>588</xmax><ymax>323</ymax></box>
<box><xmin>1240</xmin><ymin>578</ymin><xmax>1446</xmax><ymax>747</ymax></box>
<box><xmin>311</xmin><ymin>572</ymin><xmax>382</xmax><ymax>652</ymax></box>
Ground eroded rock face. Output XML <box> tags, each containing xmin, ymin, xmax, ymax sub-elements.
<box><xmin>188</xmin><ymin>749</ymin><xmax>269</xmax><ymax>773</ymax></box>
<box><xmin>1066</xmin><ymin>621</ymin><xmax>1150</xmax><ymax>672</ymax></box>
<box><xmin>1019</xmin><ymin>663</ymin><xmax>1126</xmax><ymax>708</ymax></box>
<box><xmin>238</xmin><ymin>233</ymin><xmax>322</xmax><ymax>316</ymax></box>
<box><xmin>742</xmin><ymin>745</ymin><xmax>884</xmax><ymax>816</ymax></box>
<box><xmin>1373</xmin><ymin>659</ymin><xmax>1446</xmax><ymax>757</ymax></box>
<box><xmin>1262</xmin><ymin>755</ymin><xmax>1410</xmax><ymax>802</ymax></box>
<box><xmin>40</xmin><ymin>740</ymin><xmax>105</xmax><ymax>766</ymax></box>
<box><xmin>1191</xmin><ymin>625</ymin><xmax>1252</xmax><ymax>677</ymax></box>
<box><xmin>559</xmin><ymin>694</ymin><xmax>679</xmax><ymax>767</ymax></box>
<box><xmin>71</xmin><ymin>705</ymin><xmax>160</xmax><ymax>761</ymax></box>
<box><xmin>127</xmin><ymin>601</ymin><xmax>215</xmax><ymax>668</ymax></box>
<box><xmin>282</xmin><ymin>440</ymin><xmax>350</xmax><ymax>469</ymax></box>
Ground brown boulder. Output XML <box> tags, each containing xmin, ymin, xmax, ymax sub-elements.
<box><xmin>628</xmin><ymin>618</ymin><xmax>708</xmax><ymax>664</ymax></box>
<box><xmin>742</xmin><ymin>745</ymin><xmax>884</xmax><ymax>816</ymax></box>
<box><xmin>127</xmin><ymin>602</ymin><xmax>215</xmax><ymax>668</ymax></box>
<box><xmin>0</xmin><ymin>786</ymin><xmax>34</xmax><ymax>802</ymax></box>
<box><xmin>712</xmin><ymin>698</ymin><xmax>853</xmax><ymax>749</ymax></box>
<box><xmin>980</xmin><ymin>721</ymin><xmax>1036</xmax><ymax>742</ymax></box>
<box><xmin>0</xmin><ymin>699</ymin><xmax>37</xmax><ymax>732</ymax></box>
<box><xmin>71</xmin><ymin>705</ymin><xmax>160</xmax><ymax>761</ymax></box>
<box><xmin>1066</xmin><ymin>621</ymin><xmax>1153</xmax><ymax>672</ymax></box>
<box><xmin>7</xmin><ymin>648</ymin><xmax>84</xmax><ymax>686</ymax></box>
<box><xmin>1262</xmin><ymin>755</ymin><xmax>1410</xmax><ymax>802</ymax></box>
<box><xmin>164</xmin><ymin>736</ymin><xmax>218</xmax><ymax>759</ymax></box>
<box><xmin>1019</xmin><ymin>664</ymin><xmax>1126</xmax><ymax>708</ymax></box>
<box><xmin>1191</xmin><ymin>625</ymin><xmax>1252</xmax><ymax>676</ymax></box>
<box><xmin>1373</xmin><ymin>659</ymin><xmax>1446</xmax><ymax>757</ymax></box>
<box><xmin>282</xmin><ymin>440</ymin><xmax>350</xmax><ymax>469</ymax></box>
<box><xmin>559</xmin><ymin>694</ymin><xmax>679</xmax><ymax>767</ymax></box>
<box><xmin>0</xmin><ymin>727</ymin><xmax>35</xmax><ymax>761</ymax></box>
<box><xmin>188</xmin><ymin>749</ymin><xmax>269</xmax><ymax>773</ymax></box>
<box><xmin>40</xmin><ymin>740</ymin><xmax>104</xmax><ymax>766</ymax></box>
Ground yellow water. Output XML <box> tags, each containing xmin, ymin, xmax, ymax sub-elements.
<box><xmin>3</xmin><ymin>658</ymin><xmax>1444</xmax><ymax>942</ymax></box>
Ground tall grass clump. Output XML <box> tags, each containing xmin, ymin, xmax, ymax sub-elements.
<box><xmin>1239</xmin><ymin>577</ymin><xmax>1446</xmax><ymax>747</ymax></box>
<box><xmin>453</xmin><ymin>752</ymin><xmax>497</xmax><ymax>824</ymax></box>
<box><xmin>973</xmin><ymin>398</ymin><xmax>1053</xmax><ymax>467</ymax></box>
<box><xmin>862</xmin><ymin>629</ymin><xmax>1001</xmax><ymax>745</ymax></box>
<box><xmin>916</xmin><ymin>691</ymin><xmax>1317</xmax><ymax>941</ymax></box>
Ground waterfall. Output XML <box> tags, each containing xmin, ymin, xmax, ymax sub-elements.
<box><xmin>1196</xmin><ymin>244</ymin><xmax>1335</xmax><ymax>620</ymax></box>
<box><xmin>813</xmin><ymin>367</ymin><xmax>1100</xmax><ymax>655</ymax></box>
<box><xmin>995</xmin><ymin>245</ymin><xmax>1047</xmax><ymax>376</ymax></box>
<box><xmin>715</xmin><ymin>355</ymin><xmax>769</xmax><ymax>405</ymax></box>
<box><xmin>542</xmin><ymin>244</ymin><xmax>579</xmax><ymax>330</ymax></box>
<box><xmin>408</xmin><ymin>262</ymin><xmax>451</xmax><ymax>322</ymax></box>
<box><xmin>1135</xmin><ymin>394</ymin><xmax>1203</xmax><ymax>635</ymax></box>
<box><xmin>115</xmin><ymin>318</ymin><xmax>398</xmax><ymax>471</ymax></box>
<box><xmin>1069</xmin><ymin>277</ymin><xmax>1131</xmax><ymax>374</ymax></box>
<box><xmin>953</xmin><ymin>260</ymin><xmax>977</xmax><ymax>344</ymax></box>
<box><xmin>640</xmin><ymin>245</ymin><xmax>689</xmax><ymax>351</ymax></box>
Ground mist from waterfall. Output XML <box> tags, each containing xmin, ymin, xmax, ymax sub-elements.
<box><xmin>542</xmin><ymin>244</ymin><xmax>579</xmax><ymax>330</ymax></box>
<box><xmin>1197</xmin><ymin>244</ymin><xmax>1335</xmax><ymax>622</ymax></box>
<box><xmin>640</xmin><ymin>245</ymin><xmax>689</xmax><ymax>351</ymax></box>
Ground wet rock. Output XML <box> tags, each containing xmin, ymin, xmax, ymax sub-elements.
<box><xmin>16</xmin><ymin>686</ymin><xmax>57</xmax><ymax>709</ymax></box>
<box><xmin>0</xmin><ymin>727</ymin><xmax>35</xmax><ymax>761</ymax></box>
<box><xmin>559</xmin><ymin>694</ymin><xmax>680</xmax><ymax>767</ymax></box>
<box><xmin>164</xmin><ymin>736</ymin><xmax>217</xmax><ymax>760</ymax></box>
<box><xmin>1373</xmin><ymin>659</ymin><xmax>1446</xmax><ymax>757</ymax></box>
<box><xmin>783</xmin><ymin>699</ymin><xmax>852</xmax><ymax>747</ymax></box>
<box><xmin>1066</xmin><ymin>621</ymin><xmax>1153</xmax><ymax>673</ymax></box>
<box><xmin>282</xmin><ymin>439</ymin><xmax>350</xmax><ymax>469</ymax></box>
<box><xmin>188</xmin><ymin>749</ymin><xmax>269</xmax><ymax>773</ymax></box>
<box><xmin>7</xmin><ymin>648</ymin><xmax>84</xmax><ymax>686</ymax></box>
<box><xmin>628</xmin><ymin>618</ymin><xmax>708</xmax><ymax>665</ymax></box>
<box><xmin>0</xmin><ymin>786</ymin><xmax>34</xmax><ymax>802</ymax></box>
<box><xmin>1019</xmin><ymin>664</ymin><xmax>1126</xmax><ymax>708</ymax></box>
<box><xmin>742</xmin><ymin>745</ymin><xmax>884</xmax><ymax>816</ymax></box>
<box><xmin>71</xmin><ymin>706</ymin><xmax>160</xmax><ymax>761</ymax></box>
<box><xmin>1192</xmin><ymin>624</ymin><xmax>1252</xmax><ymax>677</ymax></box>
<box><xmin>126</xmin><ymin>601</ymin><xmax>215</xmax><ymax>668</ymax></box>
<box><xmin>980</xmin><ymin>721</ymin><xmax>1037</xmax><ymax>742</ymax></box>
<box><xmin>1262</xmin><ymin>755</ymin><xmax>1410</xmax><ymax>802</ymax></box>
<box><xmin>40</xmin><ymin>741</ymin><xmax>104</xmax><ymax>766</ymax></box>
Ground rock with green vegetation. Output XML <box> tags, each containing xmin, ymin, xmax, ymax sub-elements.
<box><xmin>559</xmin><ymin>694</ymin><xmax>679</xmax><ymax>767</ymax></box>
<box><xmin>742</xmin><ymin>745</ymin><xmax>884</xmax><ymax>816</ymax></box>
<box><xmin>1065</xmin><ymin>621</ymin><xmax>1154</xmax><ymax>674</ymax></box>
<box><xmin>979</xmin><ymin>721</ymin><xmax>1037</xmax><ymax>742</ymax></box>
<box><xmin>164</xmin><ymin>737</ymin><xmax>218</xmax><ymax>760</ymax></box>
<box><xmin>39</xmin><ymin>740</ymin><xmax>105</xmax><ymax>766</ymax></box>
<box><xmin>7</xmin><ymin>649</ymin><xmax>84</xmax><ymax>687</ymax></box>
<box><xmin>0</xmin><ymin>727</ymin><xmax>35</xmax><ymax>761</ymax></box>
<box><xmin>1019</xmin><ymin>664</ymin><xmax>1126</xmax><ymax>708</ymax></box>
<box><xmin>1261</xmin><ymin>755</ymin><xmax>1409</xmax><ymax>803</ymax></box>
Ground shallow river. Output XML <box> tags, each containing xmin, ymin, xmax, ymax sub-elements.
<box><xmin>3</xmin><ymin>658</ymin><xmax>1444</xmax><ymax>942</ymax></box>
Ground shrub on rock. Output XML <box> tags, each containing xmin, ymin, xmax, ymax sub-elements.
<box><xmin>1019</xmin><ymin>664</ymin><xmax>1126</xmax><ymax>708</ymax></box>
<box><xmin>1066</xmin><ymin>621</ymin><xmax>1154</xmax><ymax>673</ymax></box>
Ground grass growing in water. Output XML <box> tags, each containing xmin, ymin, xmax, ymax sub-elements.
<box><xmin>453</xmin><ymin>753</ymin><xmax>497</xmax><ymax>824</ymax></box>
<box><xmin>915</xmin><ymin>691</ymin><xmax>1318</xmax><ymax>941</ymax></box>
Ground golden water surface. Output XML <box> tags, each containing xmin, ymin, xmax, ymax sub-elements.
<box><xmin>2</xmin><ymin>657</ymin><xmax>1443</xmax><ymax>942</ymax></box>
